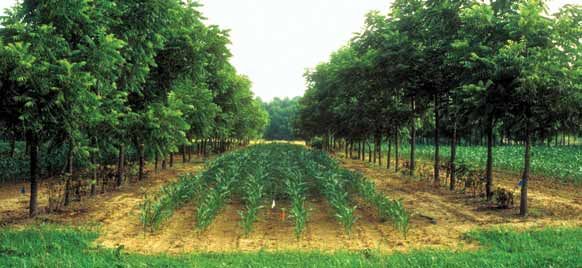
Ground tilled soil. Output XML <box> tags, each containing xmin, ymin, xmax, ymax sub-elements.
<box><xmin>0</xmin><ymin>155</ymin><xmax>580</xmax><ymax>254</ymax></box>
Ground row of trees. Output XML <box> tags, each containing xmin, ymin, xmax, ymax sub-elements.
<box><xmin>0</xmin><ymin>0</ymin><xmax>268</xmax><ymax>217</ymax></box>
<box><xmin>261</xmin><ymin>97</ymin><xmax>300</xmax><ymax>140</ymax></box>
<box><xmin>295</xmin><ymin>0</ymin><xmax>581</xmax><ymax>216</ymax></box>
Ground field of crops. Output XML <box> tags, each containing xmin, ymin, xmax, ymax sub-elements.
<box><xmin>395</xmin><ymin>145</ymin><xmax>582</xmax><ymax>184</ymax></box>
<box><xmin>141</xmin><ymin>144</ymin><xmax>408</xmax><ymax>237</ymax></box>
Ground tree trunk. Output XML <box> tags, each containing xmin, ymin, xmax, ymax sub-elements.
<box><xmin>91</xmin><ymin>152</ymin><xmax>97</xmax><ymax>196</ymax></box>
<box><xmin>378</xmin><ymin>135</ymin><xmax>382</xmax><ymax>166</ymax></box>
<box><xmin>344</xmin><ymin>139</ymin><xmax>349</xmax><ymax>158</ymax></box>
<box><xmin>27</xmin><ymin>133</ymin><xmax>39</xmax><ymax>217</ymax></box>
<box><xmin>387</xmin><ymin>137</ymin><xmax>392</xmax><ymax>169</ymax></box>
<box><xmin>188</xmin><ymin>144</ymin><xmax>192</xmax><ymax>162</ymax></box>
<box><xmin>10</xmin><ymin>138</ymin><xmax>16</xmax><ymax>158</ymax></box>
<box><xmin>410</xmin><ymin>96</ymin><xmax>416</xmax><ymax>176</ymax></box>
<box><xmin>64</xmin><ymin>144</ymin><xmax>73</xmax><ymax>206</ymax></box>
<box><xmin>138</xmin><ymin>143</ymin><xmax>145</xmax><ymax>181</ymax></box>
<box><xmin>520</xmin><ymin>127</ymin><xmax>531</xmax><ymax>217</ymax></box>
<box><xmin>486</xmin><ymin>118</ymin><xmax>494</xmax><ymax>201</ymax></box>
<box><xmin>116</xmin><ymin>144</ymin><xmax>125</xmax><ymax>187</ymax></box>
<box><xmin>395</xmin><ymin>131</ymin><xmax>400</xmax><ymax>172</ymax></box>
<box><xmin>182</xmin><ymin>145</ymin><xmax>187</xmax><ymax>163</ymax></box>
<box><xmin>203</xmin><ymin>139</ymin><xmax>208</xmax><ymax>156</ymax></box>
<box><xmin>450</xmin><ymin>125</ymin><xmax>457</xmax><ymax>191</ymax></box>
<box><xmin>362</xmin><ymin>140</ymin><xmax>365</xmax><ymax>161</ymax></box>
<box><xmin>368</xmin><ymin>141</ymin><xmax>372</xmax><ymax>162</ymax></box>
<box><xmin>372</xmin><ymin>138</ymin><xmax>377</xmax><ymax>164</ymax></box>
<box><xmin>434</xmin><ymin>94</ymin><xmax>440</xmax><ymax>186</ymax></box>
<box><xmin>170</xmin><ymin>153</ymin><xmax>174</xmax><ymax>168</ymax></box>
<box><xmin>155</xmin><ymin>151</ymin><xmax>159</xmax><ymax>172</ymax></box>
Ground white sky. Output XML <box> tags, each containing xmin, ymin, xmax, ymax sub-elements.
<box><xmin>1</xmin><ymin>0</ymin><xmax>578</xmax><ymax>101</ymax></box>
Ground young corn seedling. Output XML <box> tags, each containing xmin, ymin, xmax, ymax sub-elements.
<box><xmin>196</xmin><ymin>168</ymin><xmax>237</xmax><ymax>231</ymax></box>
<box><xmin>315</xmin><ymin>172</ymin><xmax>358</xmax><ymax>234</ymax></box>
<box><xmin>140</xmin><ymin>173</ymin><xmax>204</xmax><ymax>232</ymax></box>
<box><xmin>349</xmin><ymin>172</ymin><xmax>409</xmax><ymax>236</ymax></box>
<box><xmin>239</xmin><ymin>165</ymin><xmax>268</xmax><ymax>235</ymax></box>
<box><xmin>284</xmin><ymin>168</ymin><xmax>308</xmax><ymax>239</ymax></box>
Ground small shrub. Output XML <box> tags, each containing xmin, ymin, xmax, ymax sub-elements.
<box><xmin>494</xmin><ymin>187</ymin><xmax>514</xmax><ymax>209</ymax></box>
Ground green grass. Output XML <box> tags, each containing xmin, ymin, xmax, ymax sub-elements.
<box><xmin>1</xmin><ymin>225</ymin><xmax>580</xmax><ymax>267</ymax></box>
<box><xmin>391</xmin><ymin>145</ymin><xmax>582</xmax><ymax>184</ymax></box>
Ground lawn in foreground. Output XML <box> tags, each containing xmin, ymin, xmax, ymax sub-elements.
<box><xmin>0</xmin><ymin>225</ymin><xmax>580</xmax><ymax>267</ymax></box>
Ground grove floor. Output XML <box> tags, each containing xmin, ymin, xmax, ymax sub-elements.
<box><xmin>0</xmin><ymin>154</ymin><xmax>580</xmax><ymax>254</ymax></box>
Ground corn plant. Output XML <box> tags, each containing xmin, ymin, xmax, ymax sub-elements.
<box><xmin>284</xmin><ymin>168</ymin><xmax>308</xmax><ymax>238</ymax></box>
<box><xmin>348</xmin><ymin>172</ymin><xmax>409</xmax><ymax>236</ymax></box>
<box><xmin>195</xmin><ymin>167</ymin><xmax>238</xmax><ymax>230</ymax></box>
<box><xmin>140</xmin><ymin>173</ymin><xmax>204</xmax><ymax>232</ymax></box>
<box><xmin>239</xmin><ymin>164</ymin><xmax>268</xmax><ymax>235</ymax></box>
<box><xmin>404</xmin><ymin>144</ymin><xmax>582</xmax><ymax>184</ymax></box>
<box><xmin>140</xmin><ymin>143</ymin><xmax>410</xmax><ymax>237</ymax></box>
<box><xmin>315</xmin><ymin>172</ymin><xmax>358</xmax><ymax>234</ymax></box>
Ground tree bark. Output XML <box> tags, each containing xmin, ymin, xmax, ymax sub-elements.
<box><xmin>138</xmin><ymin>143</ymin><xmax>145</xmax><ymax>181</ymax></box>
<box><xmin>372</xmin><ymin>138</ymin><xmax>377</xmax><ymax>164</ymax></box>
<box><xmin>410</xmin><ymin>96</ymin><xmax>416</xmax><ymax>176</ymax></box>
<box><xmin>486</xmin><ymin>118</ymin><xmax>494</xmax><ymax>201</ymax></box>
<box><xmin>368</xmin><ymin>141</ymin><xmax>372</xmax><ymax>163</ymax></box>
<box><xmin>362</xmin><ymin>140</ymin><xmax>365</xmax><ymax>161</ymax></box>
<box><xmin>182</xmin><ymin>145</ymin><xmax>187</xmax><ymax>163</ymax></box>
<box><xmin>450</xmin><ymin>125</ymin><xmax>457</xmax><ymax>191</ymax></box>
<box><xmin>154</xmin><ymin>151</ymin><xmax>159</xmax><ymax>172</ymax></box>
<box><xmin>170</xmin><ymin>153</ymin><xmax>174</xmax><ymax>168</ymax></box>
<box><xmin>395</xmin><ymin>131</ymin><xmax>400</xmax><ymax>172</ymax></box>
<box><xmin>434</xmin><ymin>94</ymin><xmax>440</xmax><ymax>186</ymax></box>
<box><xmin>91</xmin><ymin>152</ymin><xmax>97</xmax><ymax>196</ymax></box>
<box><xmin>188</xmin><ymin>143</ymin><xmax>192</xmax><ymax>162</ymax></box>
<box><xmin>116</xmin><ymin>144</ymin><xmax>125</xmax><ymax>187</ymax></box>
<box><xmin>27</xmin><ymin>132</ymin><xmax>39</xmax><ymax>217</ymax></box>
<box><xmin>378</xmin><ymin>135</ymin><xmax>382</xmax><ymax>166</ymax></box>
<box><xmin>387</xmin><ymin>136</ymin><xmax>392</xmax><ymax>169</ymax></box>
<box><xmin>64</xmin><ymin>144</ymin><xmax>73</xmax><ymax>206</ymax></box>
<box><xmin>10</xmin><ymin>138</ymin><xmax>16</xmax><ymax>158</ymax></box>
<box><xmin>520</xmin><ymin>127</ymin><xmax>531</xmax><ymax>217</ymax></box>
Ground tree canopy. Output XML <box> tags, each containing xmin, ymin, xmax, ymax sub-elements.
<box><xmin>0</xmin><ymin>0</ymin><xmax>268</xmax><ymax>216</ymax></box>
<box><xmin>261</xmin><ymin>97</ymin><xmax>300</xmax><ymax>141</ymax></box>
<box><xmin>295</xmin><ymin>0</ymin><xmax>581</xmax><ymax>216</ymax></box>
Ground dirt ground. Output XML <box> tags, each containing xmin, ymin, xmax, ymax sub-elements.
<box><xmin>0</xmin><ymin>154</ymin><xmax>580</xmax><ymax>254</ymax></box>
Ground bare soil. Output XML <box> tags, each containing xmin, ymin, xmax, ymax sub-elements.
<box><xmin>0</xmin><ymin>155</ymin><xmax>580</xmax><ymax>254</ymax></box>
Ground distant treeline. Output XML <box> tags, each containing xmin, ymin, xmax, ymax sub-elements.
<box><xmin>261</xmin><ymin>97</ymin><xmax>300</xmax><ymax>141</ymax></box>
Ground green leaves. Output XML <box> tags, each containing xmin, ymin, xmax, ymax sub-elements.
<box><xmin>140</xmin><ymin>144</ymin><xmax>409</xmax><ymax>237</ymax></box>
<box><xmin>141</xmin><ymin>173</ymin><xmax>205</xmax><ymax>232</ymax></box>
<box><xmin>284</xmin><ymin>168</ymin><xmax>308</xmax><ymax>238</ymax></box>
<box><xmin>239</xmin><ymin>165</ymin><xmax>268</xmax><ymax>235</ymax></box>
<box><xmin>0</xmin><ymin>0</ymin><xmax>268</xmax><ymax>218</ymax></box>
<box><xmin>348</xmin><ymin>172</ymin><xmax>409</xmax><ymax>236</ymax></box>
<box><xmin>315</xmin><ymin>172</ymin><xmax>359</xmax><ymax>234</ymax></box>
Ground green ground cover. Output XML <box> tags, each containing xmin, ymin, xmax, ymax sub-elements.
<box><xmin>383</xmin><ymin>144</ymin><xmax>582</xmax><ymax>183</ymax></box>
<box><xmin>0</xmin><ymin>225</ymin><xmax>580</xmax><ymax>267</ymax></box>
